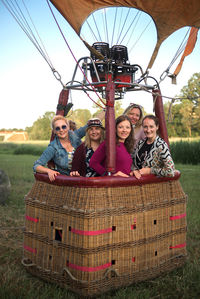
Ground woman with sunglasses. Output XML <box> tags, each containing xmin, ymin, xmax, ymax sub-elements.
<box><xmin>123</xmin><ymin>103</ymin><xmax>145</xmax><ymax>148</ymax></box>
<box><xmin>33</xmin><ymin>115</ymin><xmax>87</xmax><ymax>181</ymax></box>
<box><xmin>70</xmin><ymin>118</ymin><xmax>105</xmax><ymax>177</ymax></box>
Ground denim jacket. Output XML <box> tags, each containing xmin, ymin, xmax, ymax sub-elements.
<box><xmin>33</xmin><ymin>125</ymin><xmax>87</xmax><ymax>175</ymax></box>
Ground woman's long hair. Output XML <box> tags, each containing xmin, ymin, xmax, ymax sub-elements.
<box><xmin>115</xmin><ymin>115</ymin><xmax>135</xmax><ymax>153</ymax></box>
<box><xmin>85</xmin><ymin>127</ymin><xmax>105</xmax><ymax>148</ymax></box>
<box><xmin>123</xmin><ymin>103</ymin><xmax>143</xmax><ymax>128</ymax></box>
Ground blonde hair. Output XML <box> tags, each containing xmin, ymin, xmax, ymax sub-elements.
<box><xmin>51</xmin><ymin>115</ymin><xmax>68</xmax><ymax>129</ymax></box>
<box><xmin>85</xmin><ymin>127</ymin><xmax>105</xmax><ymax>148</ymax></box>
<box><xmin>123</xmin><ymin>104</ymin><xmax>143</xmax><ymax>128</ymax></box>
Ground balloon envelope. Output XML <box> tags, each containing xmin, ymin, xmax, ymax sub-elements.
<box><xmin>50</xmin><ymin>0</ymin><xmax>200</xmax><ymax>67</ymax></box>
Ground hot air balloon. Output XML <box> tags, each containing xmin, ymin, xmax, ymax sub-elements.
<box><xmin>21</xmin><ymin>0</ymin><xmax>200</xmax><ymax>296</ymax></box>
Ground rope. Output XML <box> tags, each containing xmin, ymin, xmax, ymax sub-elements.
<box><xmin>111</xmin><ymin>8</ymin><xmax>118</xmax><ymax>47</ymax></box>
<box><xmin>120</xmin><ymin>10</ymin><xmax>140</xmax><ymax>45</ymax></box>
<box><xmin>86</xmin><ymin>20</ymin><xmax>99</xmax><ymax>42</ymax></box>
<box><xmin>104</xmin><ymin>8</ymin><xmax>109</xmax><ymax>44</ymax></box>
<box><xmin>92</xmin><ymin>14</ymin><xmax>102</xmax><ymax>42</ymax></box>
<box><xmin>1</xmin><ymin>0</ymin><xmax>64</xmax><ymax>86</ymax></box>
<box><xmin>46</xmin><ymin>0</ymin><xmax>106</xmax><ymax>108</ymax></box>
<box><xmin>116</xmin><ymin>8</ymin><xmax>131</xmax><ymax>44</ymax></box>
<box><xmin>159</xmin><ymin>28</ymin><xmax>193</xmax><ymax>83</ymax></box>
<box><xmin>129</xmin><ymin>19</ymin><xmax>152</xmax><ymax>54</ymax></box>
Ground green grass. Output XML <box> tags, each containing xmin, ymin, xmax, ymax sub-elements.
<box><xmin>0</xmin><ymin>154</ymin><xmax>200</xmax><ymax>298</ymax></box>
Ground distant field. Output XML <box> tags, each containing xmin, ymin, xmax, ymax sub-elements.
<box><xmin>1</xmin><ymin>137</ymin><xmax>200</xmax><ymax>144</ymax></box>
<box><xmin>0</xmin><ymin>140</ymin><xmax>49</xmax><ymax>145</ymax></box>
<box><xmin>169</xmin><ymin>137</ymin><xmax>200</xmax><ymax>142</ymax></box>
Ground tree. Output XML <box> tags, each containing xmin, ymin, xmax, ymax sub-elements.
<box><xmin>179</xmin><ymin>72</ymin><xmax>200</xmax><ymax>136</ymax></box>
<box><xmin>26</xmin><ymin>111</ymin><xmax>55</xmax><ymax>140</ymax></box>
<box><xmin>165</xmin><ymin>73</ymin><xmax>200</xmax><ymax>137</ymax></box>
<box><xmin>68</xmin><ymin>109</ymin><xmax>92</xmax><ymax>128</ymax></box>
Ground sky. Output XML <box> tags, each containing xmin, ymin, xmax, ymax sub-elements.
<box><xmin>0</xmin><ymin>1</ymin><xmax>200</xmax><ymax>130</ymax></box>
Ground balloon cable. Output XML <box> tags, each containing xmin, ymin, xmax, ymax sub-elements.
<box><xmin>46</xmin><ymin>0</ymin><xmax>106</xmax><ymax>109</ymax></box>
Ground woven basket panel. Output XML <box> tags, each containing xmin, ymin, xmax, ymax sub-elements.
<box><xmin>23</xmin><ymin>179</ymin><xmax>187</xmax><ymax>295</ymax></box>
<box><xmin>23</xmin><ymin>230</ymin><xmax>186</xmax><ymax>282</ymax></box>
<box><xmin>27</xmin><ymin>180</ymin><xmax>185</xmax><ymax>210</ymax></box>
<box><xmin>25</xmin><ymin>200</ymin><xmax>186</xmax><ymax>248</ymax></box>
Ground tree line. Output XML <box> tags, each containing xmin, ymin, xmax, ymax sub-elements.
<box><xmin>25</xmin><ymin>73</ymin><xmax>200</xmax><ymax>140</ymax></box>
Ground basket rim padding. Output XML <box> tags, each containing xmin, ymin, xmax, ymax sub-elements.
<box><xmin>34</xmin><ymin>170</ymin><xmax>180</xmax><ymax>188</ymax></box>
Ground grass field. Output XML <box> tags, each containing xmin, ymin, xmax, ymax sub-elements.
<box><xmin>0</xmin><ymin>153</ymin><xmax>200</xmax><ymax>298</ymax></box>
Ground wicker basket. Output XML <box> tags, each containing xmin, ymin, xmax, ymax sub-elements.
<box><xmin>22</xmin><ymin>172</ymin><xmax>187</xmax><ymax>296</ymax></box>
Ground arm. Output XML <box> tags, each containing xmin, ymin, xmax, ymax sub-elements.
<box><xmin>150</xmin><ymin>146</ymin><xmax>175</xmax><ymax>177</ymax></box>
<box><xmin>33</xmin><ymin>145</ymin><xmax>60</xmax><ymax>181</ymax></box>
<box><xmin>74</xmin><ymin>125</ymin><xmax>87</xmax><ymax>139</ymax></box>
<box><xmin>89</xmin><ymin>141</ymin><xmax>106</xmax><ymax>175</ymax></box>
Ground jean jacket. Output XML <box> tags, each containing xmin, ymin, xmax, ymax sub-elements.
<box><xmin>33</xmin><ymin>125</ymin><xmax>87</xmax><ymax>175</ymax></box>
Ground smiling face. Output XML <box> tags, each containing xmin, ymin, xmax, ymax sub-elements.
<box><xmin>87</xmin><ymin>126</ymin><xmax>102</xmax><ymax>142</ymax></box>
<box><xmin>116</xmin><ymin>120</ymin><xmax>132</xmax><ymax>142</ymax></box>
<box><xmin>53</xmin><ymin>119</ymin><xmax>69</xmax><ymax>140</ymax></box>
<box><xmin>127</xmin><ymin>107</ymin><xmax>141</xmax><ymax>125</ymax></box>
<box><xmin>142</xmin><ymin>118</ymin><xmax>158</xmax><ymax>143</ymax></box>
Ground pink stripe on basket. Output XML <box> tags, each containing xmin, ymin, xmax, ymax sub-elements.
<box><xmin>70</xmin><ymin>227</ymin><xmax>113</xmax><ymax>235</ymax></box>
<box><xmin>25</xmin><ymin>215</ymin><xmax>39</xmax><ymax>223</ymax></box>
<box><xmin>170</xmin><ymin>213</ymin><xmax>186</xmax><ymax>220</ymax></box>
<box><xmin>68</xmin><ymin>261</ymin><xmax>112</xmax><ymax>272</ymax></box>
<box><xmin>24</xmin><ymin>245</ymin><xmax>37</xmax><ymax>254</ymax></box>
<box><xmin>170</xmin><ymin>243</ymin><xmax>186</xmax><ymax>249</ymax></box>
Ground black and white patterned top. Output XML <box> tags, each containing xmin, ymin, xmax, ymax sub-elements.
<box><xmin>85</xmin><ymin>147</ymin><xmax>99</xmax><ymax>177</ymax></box>
<box><xmin>133</xmin><ymin>136</ymin><xmax>175</xmax><ymax>177</ymax></box>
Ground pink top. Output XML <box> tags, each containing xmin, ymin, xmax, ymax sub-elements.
<box><xmin>89</xmin><ymin>140</ymin><xmax>132</xmax><ymax>176</ymax></box>
<box><xmin>134</xmin><ymin>126</ymin><xmax>145</xmax><ymax>148</ymax></box>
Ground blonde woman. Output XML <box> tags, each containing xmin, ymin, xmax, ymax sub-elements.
<box><xmin>33</xmin><ymin>115</ymin><xmax>86</xmax><ymax>181</ymax></box>
<box><xmin>70</xmin><ymin>118</ymin><xmax>105</xmax><ymax>177</ymax></box>
<box><xmin>123</xmin><ymin>103</ymin><xmax>145</xmax><ymax>147</ymax></box>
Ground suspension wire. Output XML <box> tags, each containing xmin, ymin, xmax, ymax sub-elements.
<box><xmin>46</xmin><ymin>0</ymin><xmax>106</xmax><ymax>108</ymax></box>
<box><xmin>86</xmin><ymin>20</ymin><xmax>99</xmax><ymax>42</ymax></box>
<box><xmin>116</xmin><ymin>8</ymin><xmax>131</xmax><ymax>44</ymax></box>
<box><xmin>125</xmin><ymin>11</ymin><xmax>141</xmax><ymax>47</ymax></box>
<box><xmin>104</xmin><ymin>8</ymin><xmax>109</xmax><ymax>45</ymax></box>
<box><xmin>129</xmin><ymin>19</ymin><xmax>152</xmax><ymax>54</ymax></box>
<box><xmin>119</xmin><ymin>10</ymin><xmax>140</xmax><ymax>45</ymax></box>
<box><xmin>21</xmin><ymin>0</ymin><xmax>54</xmax><ymax>68</ymax></box>
<box><xmin>134</xmin><ymin>81</ymin><xmax>200</xmax><ymax>103</ymax></box>
<box><xmin>1</xmin><ymin>0</ymin><xmax>64</xmax><ymax>84</ymax></box>
<box><xmin>92</xmin><ymin>13</ymin><xmax>102</xmax><ymax>41</ymax></box>
<box><xmin>101</xmin><ymin>10</ymin><xmax>107</xmax><ymax>43</ymax></box>
<box><xmin>2</xmin><ymin>0</ymin><xmax>50</xmax><ymax>64</ymax></box>
<box><xmin>116</xmin><ymin>8</ymin><xmax>123</xmax><ymax>45</ymax></box>
<box><xmin>159</xmin><ymin>28</ymin><xmax>193</xmax><ymax>83</ymax></box>
<box><xmin>167</xmin><ymin>28</ymin><xmax>190</xmax><ymax>70</ymax></box>
<box><xmin>11</xmin><ymin>0</ymin><xmax>54</xmax><ymax>69</ymax></box>
<box><xmin>111</xmin><ymin>7</ymin><xmax>118</xmax><ymax>47</ymax></box>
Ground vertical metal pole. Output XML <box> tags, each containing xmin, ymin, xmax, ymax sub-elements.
<box><xmin>153</xmin><ymin>88</ymin><xmax>169</xmax><ymax>147</ymax></box>
<box><xmin>105</xmin><ymin>74</ymin><xmax>116</xmax><ymax>175</ymax></box>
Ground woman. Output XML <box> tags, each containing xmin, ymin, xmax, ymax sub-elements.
<box><xmin>89</xmin><ymin>115</ymin><xmax>134</xmax><ymax>177</ymax></box>
<box><xmin>70</xmin><ymin>118</ymin><xmax>105</xmax><ymax>177</ymax></box>
<box><xmin>123</xmin><ymin>103</ymin><xmax>145</xmax><ymax>147</ymax></box>
<box><xmin>132</xmin><ymin>114</ymin><xmax>175</xmax><ymax>178</ymax></box>
<box><xmin>33</xmin><ymin>115</ymin><xmax>86</xmax><ymax>181</ymax></box>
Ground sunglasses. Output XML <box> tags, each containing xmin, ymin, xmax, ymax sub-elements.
<box><xmin>129</xmin><ymin>103</ymin><xmax>143</xmax><ymax>109</ymax></box>
<box><xmin>55</xmin><ymin>125</ymin><xmax>67</xmax><ymax>131</ymax></box>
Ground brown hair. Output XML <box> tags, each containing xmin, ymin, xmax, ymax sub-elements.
<box><xmin>115</xmin><ymin>115</ymin><xmax>134</xmax><ymax>153</ymax></box>
<box><xmin>142</xmin><ymin>114</ymin><xmax>159</xmax><ymax>127</ymax></box>
<box><xmin>123</xmin><ymin>103</ymin><xmax>143</xmax><ymax>127</ymax></box>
